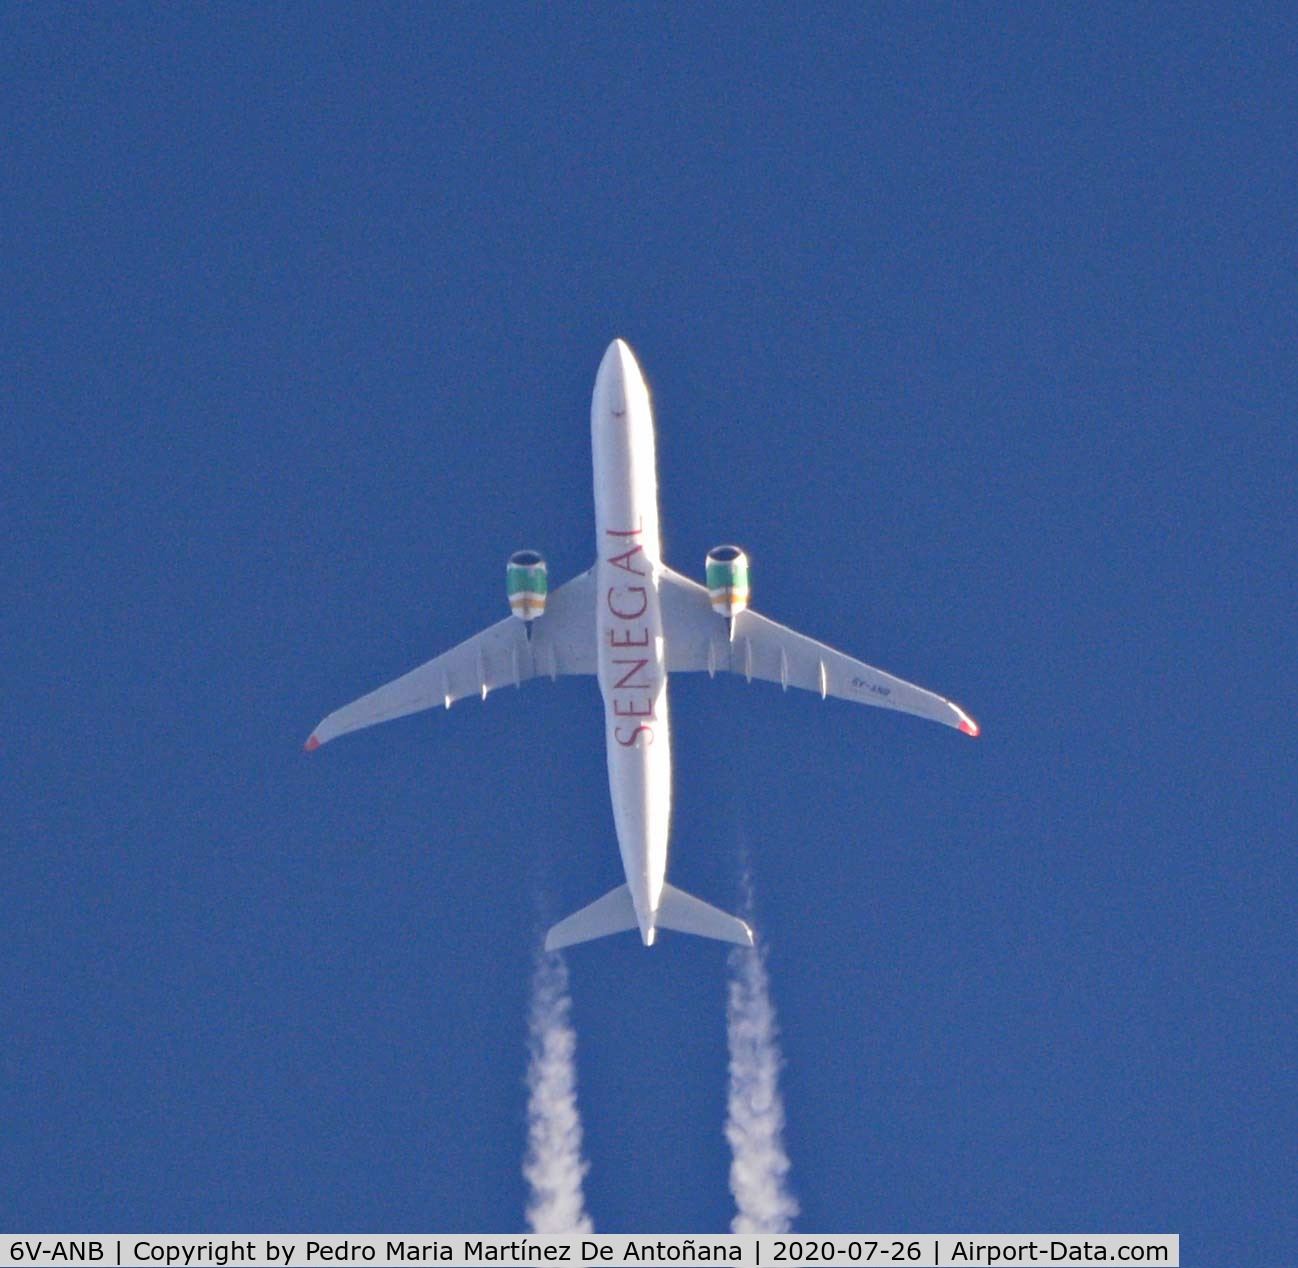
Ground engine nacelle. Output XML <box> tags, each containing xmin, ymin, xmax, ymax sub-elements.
<box><xmin>507</xmin><ymin>550</ymin><xmax>548</xmax><ymax>621</ymax></box>
<box><xmin>706</xmin><ymin>545</ymin><xmax>750</xmax><ymax>618</ymax></box>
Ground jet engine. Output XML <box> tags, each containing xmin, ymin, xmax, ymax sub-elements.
<box><xmin>507</xmin><ymin>550</ymin><xmax>548</xmax><ymax>623</ymax></box>
<box><xmin>706</xmin><ymin>545</ymin><xmax>749</xmax><ymax>618</ymax></box>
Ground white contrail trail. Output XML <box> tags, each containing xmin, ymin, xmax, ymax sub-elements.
<box><xmin>725</xmin><ymin>928</ymin><xmax>798</xmax><ymax>1233</ymax></box>
<box><xmin>523</xmin><ymin>950</ymin><xmax>594</xmax><ymax>1234</ymax></box>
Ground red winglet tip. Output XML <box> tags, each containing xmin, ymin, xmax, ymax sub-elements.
<box><xmin>304</xmin><ymin>735</ymin><xmax>321</xmax><ymax>752</ymax></box>
<box><xmin>959</xmin><ymin>718</ymin><xmax>979</xmax><ymax>737</ymax></box>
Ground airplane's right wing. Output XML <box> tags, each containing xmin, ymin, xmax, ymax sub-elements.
<box><xmin>306</xmin><ymin>568</ymin><xmax>596</xmax><ymax>750</ymax></box>
<box><xmin>658</xmin><ymin>566</ymin><xmax>977</xmax><ymax>735</ymax></box>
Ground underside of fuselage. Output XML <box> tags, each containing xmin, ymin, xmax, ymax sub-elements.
<box><xmin>541</xmin><ymin>341</ymin><xmax>752</xmax><ymax>950</ymax></box>
<box><xmin>592</xmin><ymin>340</ymin><xmax>672</xmax><ymax>945</ymax></box>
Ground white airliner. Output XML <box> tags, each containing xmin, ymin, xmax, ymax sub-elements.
<box><xmin>306</xmin><ymin>339</ymin><xmax>978</xmax><ymax>950</ymax></box>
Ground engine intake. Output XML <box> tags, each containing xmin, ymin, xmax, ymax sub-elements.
<box><xmin>507</xmin><ymin>550</ymin><xmax>548</xmax><ymax>621</ymax></box>
<box><xmin>706</xmin><ymin>545</ymin><xmax>749</xmax><ymax>618</ymax></box>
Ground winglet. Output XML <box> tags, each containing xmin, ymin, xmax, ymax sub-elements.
<box><xmin>304</xmin><ymin>734</ymin><xmax>321</xmax><ymax>752</ymax></box>
<box><xmin>956</xmin><ymin>710</ymin><xmax>979</xmax><ymax>737</ymax></box>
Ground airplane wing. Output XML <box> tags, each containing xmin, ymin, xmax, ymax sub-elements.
<box><xmin>306</xmin><ymin>568</ymin><xmax>596</xmax><ymax>750</ymax></box>
<box><xmin>658</xmin><ymin>566</ymin><xmax>978</xmax><ymax>735</ymax></box>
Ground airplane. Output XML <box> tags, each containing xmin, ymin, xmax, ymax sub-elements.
<box><xmin>305</xmin><ymin>339</ymin><xmax>978</xmax><ymax>950</ymax></box>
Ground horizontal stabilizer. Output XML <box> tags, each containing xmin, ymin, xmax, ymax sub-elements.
<box><xmin>545</xmin><ymin>884</ymin><xmax>637</xmax><ymax>951</ymax></box>
<box><xmin>656</xmin><ymin>884</ymin><xmax>753</xmax><ymax>947</ymax></box>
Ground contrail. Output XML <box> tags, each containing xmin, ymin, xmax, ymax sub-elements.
<box><xmin>725</xmin><ymin>913</ymin><xmax>798</xmax><ymax>1232</ymax></box>
<box><xmin>523</xmin><ymin>950</ymin><xmax>594</xmax><ymax>1233</ymax></box>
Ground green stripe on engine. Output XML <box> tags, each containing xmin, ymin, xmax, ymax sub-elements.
<box><xmin>507</xmin><ymin>566</ymin><xmax>548</xmax><ymax>596</ymax></box>
<box><xmin>706</xmin><ymin>561</ymin><xmax>748</xmax><ymax>590</ymax></box>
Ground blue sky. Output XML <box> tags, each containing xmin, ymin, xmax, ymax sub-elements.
<box><xmin>5</xmin><ymin>3</ymin><xmax>1293</xmax><ymax>1256</ymax></box>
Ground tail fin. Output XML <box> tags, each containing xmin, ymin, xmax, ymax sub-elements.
<box><xmin>545</xmin><ymin>884</ymin><xmax>637</xmax><ymax>951</ymax></box>
<box><xmin>657</xmin><ymin>883</ymin><xmax>753</xmax><ymax>946</ymax></box>
<box><xmin>543</xmin><ymin>881</ymin><xmax>754</xmax><ymax>950</ymax></box>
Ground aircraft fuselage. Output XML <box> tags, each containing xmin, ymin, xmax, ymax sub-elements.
<box><xmin>591</xmin><ymin>340</ymin><xmax>670</xmax><ymax>945</ymax></box>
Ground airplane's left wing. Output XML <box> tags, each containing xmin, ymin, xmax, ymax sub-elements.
<box><xmin>659</xmin><ymin>566</ymin><xmax>978</xmax><ymax>735</ymax></box>
<box><xmin>306</xmin><ymin>568</ymin><xmax>596</xmax><ymax>750</ymax></box>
